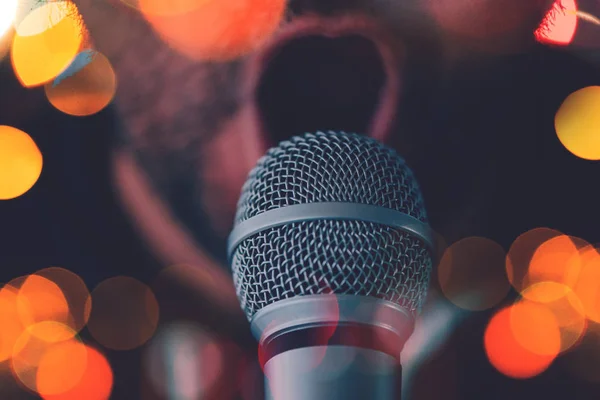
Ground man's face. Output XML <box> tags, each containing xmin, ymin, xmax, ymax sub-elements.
<box><xmin>72</xmin><ymin>0</ymin><xmax>555</xmax><ymax>313</ymax></box>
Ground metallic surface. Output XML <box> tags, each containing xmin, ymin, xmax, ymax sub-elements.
<box><xmin>264</xmin><ymin>346</ymin><xmax>400</xmax><ymax>400</ymax></box>
<box><xmin>251</xmin><ymin>294</ymin><xmax>414</xmax><ymax>347</ymax></box>
<box><xmin>228</xmin><ymin>202</ymin><xmax>435</xmax><ymax>258</ymax></box>
<box><xmin>231</xmin><ymin>131</ymin><xmax>433</xmax><ymax>321</ymax></box>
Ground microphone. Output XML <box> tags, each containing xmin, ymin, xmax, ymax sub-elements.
<box><xmin>228</xmin><ymin>131</ymin><xmax>434</xmax><ymax>400</ymax></box>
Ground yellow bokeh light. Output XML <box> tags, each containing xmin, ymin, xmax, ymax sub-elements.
<box><xmin>438</xmin><ymin>237</ymin><xmax>510</xmax><ymax>311</ymax></box>
<box><xmin>0</xmin><ymin>126</ymin><xmax>43</xmax><ymax>200</ymax></box>
<box><xmin>0</xmin><ymin>0</ymin><xmax>18</xmax><ymax>38</ymax></box>
<box><xmin>11</xmin><ymin>1</ymin><xmax>83</xmax><ymax>87</ymax></box>
<box><xmin>45</xmin><ymin>51</ymin><xmax>116</xmax><ymax>117</ymax></box>
<box><xmin>14</xmin><ymin>1</ymin><xmax>77</xmax><ymax>37</ymax></box>
<box><xmin>555</xmin><ymin>86</ymin><xmax>600</xmax><ymax>160</ymax></box>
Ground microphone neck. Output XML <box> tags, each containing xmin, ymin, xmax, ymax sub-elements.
<box><xmin>251</xmin><ymin>295</ymin><xmax>413</xmax><ymax>400</ymax></box>
<box><xmin>264</xmin><ymin>345</ymin><xmax>402</xmax><ymax>400</ymax></box>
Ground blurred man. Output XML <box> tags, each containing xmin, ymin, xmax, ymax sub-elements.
<box><xmin>72</xmin><ymin>0</ymin><xmax>559</xmax><ymax>312</ymax></box>
<box><xmin>4</xmin><ymin>0</ymin><xmax>599</xmax><ymax>398</ymax></box>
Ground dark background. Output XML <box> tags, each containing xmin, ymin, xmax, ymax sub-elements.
<box><xmin>2</xmin><ymin>30</ymin><xmax>600</xmax><ymax>400</ymax></box>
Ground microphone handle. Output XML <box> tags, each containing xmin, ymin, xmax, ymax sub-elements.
<box><xmin>264</xmin><ymin>346</ymin><xmax>402</xmax><ymax>400</ymax></box>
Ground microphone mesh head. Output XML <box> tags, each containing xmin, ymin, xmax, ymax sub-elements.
<box><xmin>231</xmin><ymin>131</ymin><xmax>433</xmax><ymax>321</ymax></box>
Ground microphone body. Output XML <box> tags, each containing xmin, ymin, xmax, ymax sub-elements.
<box><xmin>228</xmin><ymin>132</ymin><xmax>434</xmax><ymax>400</ymax></box>
<box><xmin>265</xmin><ymin>346</ymin><xmax>400</xmax><ymax>400</ymax></box>
<box><xmin>251</xmin><ymin>294</ymin><xmax>412</xmax><ymax>400</ymax></box>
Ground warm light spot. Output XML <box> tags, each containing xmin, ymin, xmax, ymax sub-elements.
<box><xmin>535</xmin><ymin>0</ymin><xmax>578</xmax><ymax>46</ymax></box>
<box><xmin>555</xmin><ymin>86</ymin><xmax>600</xmax><ymax>160</ymax></box>
<box><xmin>506</xmin><ymin>228</ymin><xmax>562</xmax><ymax>293</ymax></box>
<box><xmin>11</xmin><ymin>322</ymin><xmax>83</xmax><ymax>393</ymax></box>
<box><xmin>0</xmin><ymin>26</ymin><xmax>13</xmax><ymax>60</ymax></box>
<box><xmin>0</xmin><ymin>0</ymin><xmax>18</xmax><ymax>38</ymax></box>
<box><xmin>14</xmin><ymin>1</ymin><xmax>78</xmax><ymax>37</ymax></box>
<box><xmin>509</xmin><ymin>301</ymin><xmax>562</xmax><ymax>357</ymax></box>
<box><xmin>438</xmin><ymin>237</ymin><xmax>510</xmax><ymax>311</ymax></box>
<box><xmin>0</xmin><ymin>126</ymin><xmax>43</xmax><ymax>200</ymax></box>
<box><xmin>526</xmin><ymin>235</ymin><xmax>586</xmax><ymax>290</ymax></box>
<box><xmin>485</xmin><ymin>306</ymin><xmax>558</xmax><ymax>379</ymax></box>
<box><xmin>142</xmin><ymin>0</ymin><xmax>286</xmax><ymax>61</ymax></box>
<box><xmin>17</xmin><ymin>275</ymin><xmax>70</xmax><ymax>329</ymax></box>
<box><xmin>36</xmin><ymin>340</ymin><xmax>88</xmax><ymax>396</ymax></box>
<box><xmin>427</xmin><ymin>0</ymin><xmax>552</xmax><ymax>53</ymax></box>
<box><xmin>139</xmin><ymin>0</ymin><xmax>210</xmax><ymax>16</ymax></box>
<box><xmin>41</xmin><ymin>346</ymin><xmax>113</xmax><ymax>400</ymax></box>
<box><xmin>11</xmin><ymin>1</ymin><xmax>83</xmax><ymax>87</ymax></box>
<box><xmin>0</xmin><ymin>285</ymin><xmax>26</xmax><ymax>362</ymax></box>
<box><xmin>45</xmin><ymin>51</ymin><xmax>116</xmax><ymax>117</ymax></box>
<box><xmin>572</xmin><ymin>246</ymin><xmax>600</xmax><ymax>322</ymax></box>
<box><xmin>145</xmin><ymin>322</ymin><xmax>223</xmax><ymax>399</ymax></box>
<box><xmin>521</xmin><ymin>282</ymin><xmax>586</xmax><ymax>353</ymax></box>
<box><xmin>87</xmin><ymin>276</ymin><xmax>159</xmax><ymax>350</ymax></box>
<box><xmin>32</xmin><ymin>267</ymin><xmax>91</xmax><ymax>333</ymax></box>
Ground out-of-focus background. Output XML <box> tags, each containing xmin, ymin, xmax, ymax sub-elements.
<box><xmin>1</xmin><ymin>0</ymin><xmax>600</xmax><ymax>399</ymax></box>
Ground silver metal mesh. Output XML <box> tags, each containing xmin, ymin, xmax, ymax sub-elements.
<box><xmin>231</xmin><ymin>131</ymin><xmax>432</xmax><ymax>321</ymax></box>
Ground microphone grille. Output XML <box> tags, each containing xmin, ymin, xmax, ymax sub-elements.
<box><xmin>232</xmin><ymin>132</ymin><xmax>432</xmax><ymax>321</ymax></box>
<box><xmin>235</xmin><ymin>131</ymin><xmax>428</xmax><ymax>223</ymax></box>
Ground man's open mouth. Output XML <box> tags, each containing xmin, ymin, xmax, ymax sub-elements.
<box><xmin>245</xmin><ymin>15</ymin><xmax>403</xmax><ymax>147</ymax></box>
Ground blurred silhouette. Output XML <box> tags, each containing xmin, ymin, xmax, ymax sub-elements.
<box><xmin>2</xmin><ymin>0</ymin><xmax>600</xmax><ymax>398</ymax></box>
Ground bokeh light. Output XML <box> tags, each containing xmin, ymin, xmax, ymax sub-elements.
<box><xmin>506</xmin><ymin>228</ymin><xmax>562</xmax><ymax>293</ymax></box>
<box><xmin>11</xmin><ymin>322</ymin><xmax>84</xmax><ymax>393</ymax></box>
<box><xmin>427</xmin><ymin>0</ymin><xmax>553</xmax><ymax>53</ymax></box>
<box><xmin>31</xmin><ymin>267</ymin><xmax>91</xmax><ymax>333</ymax></box>
<box><xmin>555</xmin><ymin>86</ymin><xmax>600</xmax><ymax>160</ymax></box>
<box><xmin>535</xmin><ymin>0</ymin><xmax>578</xmax><ymax>46</ymax></box>
<box><xmin>485</xmin><ymin>306</ymin><xmax>559</xmax><ymax>379</ymax></box>
<box><xmin>509</xmin><ymin>301</ymin><xmax>562</xmax><ymax>357</ymax></box>
<box><xmin>40</xmin><ymin>346</ymin><xmax>113</xmax><ymax>400</ymax></box>
<box><xmin>138</xmin><ymin>0</ymin><xmax>210</xmax><ymax>16</ymax></box>
<box><xmin>0</xmin><ymin>125</ymin><xmax>43</xmax><ymax>200</ymax></box>
<box><xmin>525</xmin><ymin>234</ymin><xmax>586</xmax><ymax>291</ymax></box>
<box><xmin>438</xmin><ymin>237</ymin><xmax>510</xmax><ymax>311</ymax></box>
<box><xmin>11</xmin><ymin>1</ymin><xmax>83</xmax><ymax>87</ymax></box>
<box><xmin>142</xmin><ymin>0</ymin><xmax>286</xmax><ymax>61</ymax></box>
<box><xmin>45</xmin><ymin>51</ymin><xmax>116</xmax><ymax>117</ymax></box>
<box><xmin>145</xmin><ymin>322</ymin><xmax>223</xmax><ymax>399</ymax></box>
<box><xmin>0</xmin><ymin>0</ymin><xmax>18</xmax><ymax>38</ymax></box>
<box><xmin>0</xmin><ymin>284</ymin><xmax>26</xmax><ymax>362</ymax></box>
<box><xmin>572</xmin><ymin>245</ymin><xmax>600</xmax><ymax>322</ymax></box>
<box><xmin>86</xmin><ymin>276</ymin><xmax>159</xmax><ymax>350</ymax></box>
<box><xmin>521</xmin><ymin>282</ymin><xmax>586</xmax><ymax>353</ymax></box>
<box><xmin>17</xmin><ymin>275</ymin><xmax>70</xmax><ymax>328</ymax></box>
<box><xmin>36</xmin><ymin>340</ymin><xmax>88</xmax><ymax>397</ymax></box>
